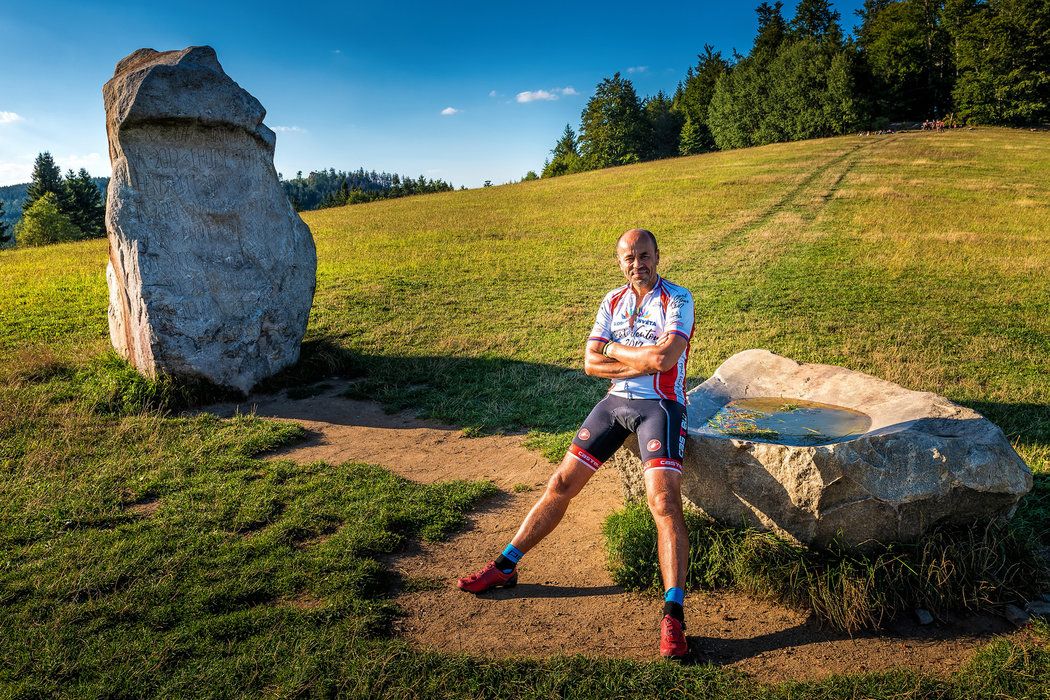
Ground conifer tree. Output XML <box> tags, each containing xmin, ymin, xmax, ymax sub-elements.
<box><xmin>542</xmin><ymin>124</ymin><xmax>582</xmax><ymax>177</ymax></box>
<box><xmin>64</xmin><ymin>169</ymin><xmax>106</xmax><ymax>237</ymax></box>
<box><xmin>790</xmin><ymin>0</ymin><xmax>844</xmax><ymax>43</ymax></box>
<box><xmin>23</xmin><ymin>152</ymin><xmax>67</xmax><ymax>214</ymax></box>
<box><xmin>578</xmin><ymin>73</ymin><xmax>648</xmax><ymax>169</ymax></box>
<box><xmin>643</xmin><ymin>91</ymin><xmax>684</xmax><ymax>159</ymax></box>
<box><xmin>678</xmin><ymin>116</ymin><xmax>706</xmax><ymax>155</ymax></box>
<box><xmin>753</xmin><ymin>1</ymin><xmax>789</xmax><ymax>60</ymax></box>
<box><xmin>674</xmin><ymin>45</ymin><xmax>730</xmax><ymax>154</ymax></box>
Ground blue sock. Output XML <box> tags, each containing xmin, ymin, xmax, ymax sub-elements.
<box><xmin>494</xmin><ymin>544</ymin><xmax>523</xmax><ymax>574</ymax></box>
<box><xmin>664</xmin><ymin>587</ymin><xmax>685</xmax><ymax>621</ymax></box>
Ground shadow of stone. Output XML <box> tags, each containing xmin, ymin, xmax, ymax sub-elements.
<box><xmin>202</xmin><ymin>336</ymin><xmax>606</xmax><ymax>436</ymax></box>
<box><xmin>682</xmin><ymin>612</ymin><xmax>1014</xmax><ymax>666</ymax></box>
<box><xmin>960</xmin><ymin>400</ymin><xmax>1050</xmax><ymax>443</ymax></box>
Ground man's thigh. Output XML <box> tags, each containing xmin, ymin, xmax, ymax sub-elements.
<box><xmin>634</xmin><ymin>399</ymin><xmax>687</xmax><ymax>473</ymax></box>
<box><xmin>567</xmin><ymin>395</ymin><xmax>632</xmax><ymax>472</ymax></box>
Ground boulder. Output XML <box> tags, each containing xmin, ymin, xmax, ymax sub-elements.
<box><xmin>103</xmin><ymin>46</ymin><xmax>316</xmax><ymax>393</ymax></box>
<box><xmin>609</xmin><ymin>349</ymin><xmax>1033</xmax><ymax>547</ymax></box>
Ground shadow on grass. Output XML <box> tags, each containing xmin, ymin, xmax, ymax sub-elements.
<box><xmin>962</xmin><ymin>400</ymin><xmax>1050</xmax><ymax>444</ymax></box>
<box><xmin>679</xmin><ymin>612</ymin><xmax>1014</xmax><ymax>666</ymax></box>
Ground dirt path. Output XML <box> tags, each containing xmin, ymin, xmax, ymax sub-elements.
<box><xmin>204</xmin><ymin>381</ymin><xmax>1021</xmax><ymax>683</ymax></box>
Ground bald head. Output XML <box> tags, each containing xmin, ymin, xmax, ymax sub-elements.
<box><xmin>617</xmin><ymin>228</ymin><xmax>659</xmax><ymax>254</ymax></box>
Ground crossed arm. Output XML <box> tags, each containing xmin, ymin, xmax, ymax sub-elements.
<box><xmin>583</xmin><ymin>333</ymin><xmax>689</xmax><ymax>379</ymax></box>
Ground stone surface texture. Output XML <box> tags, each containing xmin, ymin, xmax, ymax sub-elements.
<box><xmin>103</xmin><ymin>46</ymin><xmax>316</xmax><ymax>393</ymax></box>
<box><xmin>609</xmin><ymin>349</ymin><xmax>1032</xmax><ymax>547</ymax></box>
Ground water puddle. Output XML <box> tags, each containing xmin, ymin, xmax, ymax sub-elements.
<box><xmin>702</xmin><ymin>397</ymin><xmax>871</xmax><ymax>446</ymax></box>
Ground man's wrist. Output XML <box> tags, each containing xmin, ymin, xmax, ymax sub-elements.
<box><xmin>602</xmin><ymin>342</ymin><xmax>616</xmax><ymax>358</ymax></box>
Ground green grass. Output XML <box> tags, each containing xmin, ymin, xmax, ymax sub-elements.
<box><xmin>604</xmin><ymin>501</ymin><xmax>1048</xmax><ymax>634</ymax></box>
<box><xmin>0</xmin><ymin>381</ymin><xmax>497</xmax><ymax>697</ymax></box>
<box><xmin>1</xmin><ymin>127</ymin><xmax>1048</xmax><ymax>697</ymax></box>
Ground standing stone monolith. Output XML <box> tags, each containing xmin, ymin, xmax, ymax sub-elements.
<box><xmin>103</xmin><ymin>46</ymin><xmax>316</xmax><ymax>393</ymax></box>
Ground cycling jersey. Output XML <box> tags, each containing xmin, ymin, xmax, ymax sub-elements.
<box><xmin>588</xmin><ymin>276</ymin><xmax>694</xmax><ymax>405</ymax></box>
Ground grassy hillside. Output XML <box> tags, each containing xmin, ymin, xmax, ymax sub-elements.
<box><xmin>1</xmin><ymin>127</ymin><xmax>1048</xmax><ymax>698</ymax></box>
<box><xmin>4</xmin><ymin>127</ymin><xmax>1046</xmax><ymax>465</ymax></box>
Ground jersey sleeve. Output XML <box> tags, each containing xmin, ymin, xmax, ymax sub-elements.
<box><xmin>665</xmin><ymin>289</ymin><xmax>694</xmax><ymax>341</ymax></box>
<box><xmin>588</xmin><ymin>294</ymin><xmax>613</xmax><ymax>343</ymax></box>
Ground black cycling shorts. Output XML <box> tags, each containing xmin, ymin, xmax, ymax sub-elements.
<box><xmin>568</xmin><ymin>395</ymin><xmax>687</xmax><ymax>473</ymax></box>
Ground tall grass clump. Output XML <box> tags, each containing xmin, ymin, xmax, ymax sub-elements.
<box><xmin>604</xmin><ymin>501</ymin><xmax>1049</xmax><ymax>633</ymax></box>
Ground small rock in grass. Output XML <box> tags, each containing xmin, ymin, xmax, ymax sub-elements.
<box><xmin>915</xmin><ymin>608</ymin><xmax>934</xmax><ymax>625</ymax></box>
<box><xmin>1002</xmin><ymin>604</ymin><xmax>1030</xmax><ymax>626</ymax></box>
<box><xmin>1026</xmin><ymin>601</ymin><xmax>1050</xmax><ymax>618</ymax></box>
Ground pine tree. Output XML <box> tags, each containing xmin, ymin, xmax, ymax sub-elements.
<box><xmin>542</xmin><ymin>124</ymin><xmax>582</xmax><ymax>177</ymax></box>
<box><xmin>14</xmin><ymin>192</ymin><xmax>83</xmax><ymax>246</ymax></box>
<box><xmin>64</xmin><ymin>169</ymin><xmax>106</xmax><ymax>237</ymax></box>
<box><xmin>754</xmin><ymin>1</ymin><xmax>789</xmax><ymax>60</ymax></box>
<box><xmin>673</xmin><ymin>45</ymin><xmax>730</xmax><ymax>153</ymax></box>
<box><xmin>678</xmin><ymin>115</ymin><xmax>707</xmax><ymax>155</ymax></box>
<box><xmin>791</xmin><ymin>0</ymin><xmax>844</xmax><ymax>43</ymax></box>
<box><xmin>643</xmin><ymin>91</ymin><xmax>684</xmax><ymax>159</ymax></box>
<box><xmin>578</xmin><ymin>73</ymin><xmax>648</xmax><ymax>170</ymax></box>
<box><xmin>23</xmin><ymin>152</ymin><xmax>68</xmax><ymax>214</ymax></box>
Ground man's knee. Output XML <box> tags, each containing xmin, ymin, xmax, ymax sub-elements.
<box><xmin>546</xmin><ymin>466</ymin><xmax>585</xmax><ymax>500</ymax></box>
<box><xmin>647</xmin><ymin>488</ymin><xmax>683</xmax><ymax>520</ymax></box>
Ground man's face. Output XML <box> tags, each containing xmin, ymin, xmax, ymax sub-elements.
<box><xmin>616</xmin><ymin>231</ymin><xmax>659</xmax><ymax>290</ymax></box>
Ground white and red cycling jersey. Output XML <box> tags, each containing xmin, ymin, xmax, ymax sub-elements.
<box><xmin>588</xmin><ymin>276</ymin><xmax>694</xmax><ymax>405</ymax></box>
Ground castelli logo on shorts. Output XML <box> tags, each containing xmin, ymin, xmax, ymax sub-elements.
<box><xmin>647</xmin><ymin>439</ymin><xmax>662</xmax><ymax>452</ymax></box>
<box><xmin>578</xmin><ymin>428</ymin><xmax>591</xmax><ymax>441</ymax></box>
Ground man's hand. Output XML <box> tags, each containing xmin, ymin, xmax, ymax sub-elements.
<box><xmin>603</xmin><ymin>333</ymin><xmax>688</xmax><ymax>375</ymax></box>
<box><xmin>584</xmin><ymin>340</ymin><xmax>651</xmax><ymax>379</ymax></box>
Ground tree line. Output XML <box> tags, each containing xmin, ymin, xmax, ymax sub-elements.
<box><xmin>1</xmin><ymin>152</ymin><xmax>106</xmax><ymax>247</ymax></box>
<box><xmin>1</xmin><ymin>159</ymin><xmax>456</xmax><ymax>247</ymax></box>
<box><xmin>282</xmin><ymin>168</ymin><xmax>455</xmax><ymax>211</ymax></box>
<box><xmin>541</xmin><ymin>0</ymin><xmax>1049</xmax><ymax>177</ymax></box>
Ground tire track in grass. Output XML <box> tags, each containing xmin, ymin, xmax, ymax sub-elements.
<box><xmin>703</xmin><ymin>136</ymin><xmax>893</xmax><ymax>256</ymax></box>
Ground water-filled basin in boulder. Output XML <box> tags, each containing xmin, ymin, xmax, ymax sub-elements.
<box><xmin>609</xmin><ymin>349</ymin><xmax>1033</xmax><ymax>547</ymax></box>
<box><xmin>701</xmin><ymin>397</ymin><xmax>872</xmax><ymax>446</ymax></box>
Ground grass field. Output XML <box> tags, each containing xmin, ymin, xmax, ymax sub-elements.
<box><xmin>1</xmin><ymin>127</ymin><xmax>1048</xmax><ymax>697</ymax></box>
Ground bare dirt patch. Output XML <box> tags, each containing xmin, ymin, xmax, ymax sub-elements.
<box><xmin>125</xmin><ymin>497</ymin><xmax>161</xmax><ymax>517</ymax></box>
<box><xmin>202</xmin><ymin>381</ymin><xmax>1024</xmax><ymax>683</ymax></box>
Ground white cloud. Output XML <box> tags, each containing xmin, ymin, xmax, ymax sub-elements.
<box><xmin>516</xmin><ymin>87</ymin><xmax>578</xmax><ymax>103</ymax></box>
<box><xmin>440</xmin><ymin>107</ymin><xmax>461</xmax><ymax>116</ymax></box>
<box><xmin>0</xmin><ymin>111</ymin><xmax>24</xmax><ymax>124</ymax></box>
<box><xmin>516</xmin><ymin>90</ymin><xmax>557</xmax><ymax>103</ymax></box>
<box><xmin>488</xmin><ymin>90</ymin><xmax>498</xmax><ymax>97</ymax></box>
<box><xmin>273</xmin><ymin>125</ymin><xmax>306</xmax><ymax>133</ymax></box>
<box><xmin>626</xmin><ymin>66</ymin><xmax>648</xmax><ymax>74</ymax></box>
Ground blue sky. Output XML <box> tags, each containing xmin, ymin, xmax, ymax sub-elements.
<box><xmin>0</xmin><ymin>0</ymin><xmax>865</xmax><ymax>188</ymax></box>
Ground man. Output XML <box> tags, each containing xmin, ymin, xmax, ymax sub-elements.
<box><xmin>456</xmin><ymin>228</ymin><xmax>694</xmax><ymax>659</ymax></box>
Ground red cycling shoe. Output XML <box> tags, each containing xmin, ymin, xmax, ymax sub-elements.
<box><xmin>456</xmin><ymin>561</ymin><xmax>518</xmax><ymax>593</ymax></box>
<box><xmin>660</xmin><ymin>614</ymin><xmax>688</xmax><ymax>658</ymax></box>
